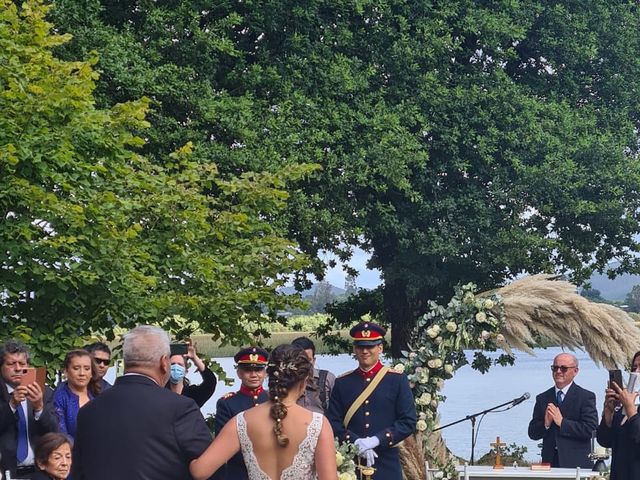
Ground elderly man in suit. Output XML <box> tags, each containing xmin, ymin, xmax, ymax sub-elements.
<box><xmin>0</xmin><ymin>340</ymin><xmax>58</xmax><ymax>479</ymax></box>
<box><xmin>72</xmin><ymin>325</ymin><xmax>212</xmax><ymax>480</ymax></box>
<box><xmin>528</xmin><ymin>352</ymin><xmax>598</xmax><ymax>468</ymax></box>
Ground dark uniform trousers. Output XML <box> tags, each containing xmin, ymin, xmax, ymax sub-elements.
<box><xmin>327</xmin><ymin>365</ymin><xmax>417</xmax><ymax>480</ymax></box>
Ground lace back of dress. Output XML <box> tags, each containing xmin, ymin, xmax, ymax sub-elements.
<box><xmin>237</xmin><ymin>411</ymin><xmax>323</xmax><ymax>480</ymax></box>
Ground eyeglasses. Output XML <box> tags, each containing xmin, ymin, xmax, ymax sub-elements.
<box><xmin>94</xmin><ymin>359</ymin><xmax>110</xmax><ymax>366</ymax></box>
<box><xmin>551</xmin><ymin>365</ymin><xmax>577</xmax><ymax>373</ymax></box>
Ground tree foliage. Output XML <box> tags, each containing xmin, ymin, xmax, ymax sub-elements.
<box><xmin>50</xmin><ymin>0</ymin><xmax>640</xmax><ymax>355</ymax></box>
<box><xmin>0</xmin><ymin>0</ymin><xmax>312</xmax><ymax>369</ymax></box>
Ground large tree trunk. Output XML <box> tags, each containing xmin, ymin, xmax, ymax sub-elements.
<box><xmin>383</xmin><ymin>280</ymin><xmax>416</xmax><ymax>358</ymax></box>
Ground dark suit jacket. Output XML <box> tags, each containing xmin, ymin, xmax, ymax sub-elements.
<box><xmin>72</xmin><ymin>374</ymin><xmax>212</xmax><ymax>480</ymax></box>
<box><xmin>528</xmin><ymin>382</ymin><xmax>597</xmax><ymax>468</ymax></box>
<box><xmin>0</xmin><ymin>377</ymin><xmax>59</xmax><ymax>476</ymax></box>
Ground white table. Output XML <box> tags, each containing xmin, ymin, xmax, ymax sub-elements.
<box><xmin>455</xmin><ymin>466</ymin><xmax>601</xmax><ymax>480</ymax></box>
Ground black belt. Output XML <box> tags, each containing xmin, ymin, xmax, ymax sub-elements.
<box><xmin>16</xmin><ymin>465</ymin><xmax>36</xmax><ymax>474</ymax></box>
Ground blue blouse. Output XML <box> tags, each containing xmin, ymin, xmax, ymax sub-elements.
<box><xmin>53</xmin><ymin>381</ymin><xmax>94</xmax><ymax>439</ymax></box>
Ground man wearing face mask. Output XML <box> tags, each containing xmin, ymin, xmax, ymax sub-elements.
<box><xmin>166</xmin><ymin>340</ymin><xmax>217</xmax><ymax>408</ymax></box>
<box><xmin>212</xmin><ymin>347</ymin><xmax>269</xmax><ymax>480</ymax></box>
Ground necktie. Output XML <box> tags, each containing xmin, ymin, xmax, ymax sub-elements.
<box><xmin>16</xmin><ymin>403</ymin><xmax>28</xmax><ymax>463</ymax></box>
<box><xmin>556</xmin><ymin>390</ymin><xmax>564</xmax><ymax>405</ymax></box>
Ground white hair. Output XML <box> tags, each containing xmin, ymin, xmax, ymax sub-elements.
<box><xmin>123</xmin><ymin>325</ymin><xmax>170</xmax><ymax>369</ymax></box>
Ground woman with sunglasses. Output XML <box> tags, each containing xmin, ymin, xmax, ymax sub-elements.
<box><xmin>54</xmin><ymin>350</ymin><xmax>101</xmax><ymax>440</ymax></box>
<box><xmin>597</xmin><ymin>351</ymin><xmax>640</xmax><ymax>480</ymax></box>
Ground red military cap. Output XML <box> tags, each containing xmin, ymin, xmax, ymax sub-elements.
<box><xmin>234</xmin><ymin>346</ymin><xmax>269</xmax><ymax>368</ymax></box>
<box><xmin>349</xmin><ymin>321</ymin><xmax>386</xmax><ymax>346</ymax></box>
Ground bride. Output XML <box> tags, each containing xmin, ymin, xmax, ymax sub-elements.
<box><xmin>190</xmin><ymin>344</ymin><xmax>338</xmax><ymax>480</ymax></box>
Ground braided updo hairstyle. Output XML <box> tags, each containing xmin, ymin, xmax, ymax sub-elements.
<box><xmin>267</xmin><ymin>344</ymin><xmax>313</xmax><ymax>447</ymax></box>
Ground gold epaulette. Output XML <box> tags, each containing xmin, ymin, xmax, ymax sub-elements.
<box><xmin>337</xmin><ymin>369</ymin><xmax>355</xmax><ymax>379</ymax></box>
<box><xmin>220</xmin><ymin>392</ymin><xmax>236</xmax><ymax>400</ymax></box>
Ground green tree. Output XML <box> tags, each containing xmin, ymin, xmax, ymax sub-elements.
<box><xmin>0</xmin><ymin>0</ymin><xmax>311</xmax><ymax>369</ymax></box>
<box><xmin>625</xmin><ymin>285</ymin><xmax>640</xmax><ymax>313</ymax></box>
<box><xmin>50</xmin><ymin>0</ymin><xmax>640</xmax><ymax>355</ymax></box>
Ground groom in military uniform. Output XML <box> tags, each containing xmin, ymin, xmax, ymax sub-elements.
<box><xmin>213</xmin><ymin>347</ymin><xmax>269</xmax><ymax>480</ymax></box>
<box><xmin>327</xmin><ymin>322</ymin><xmax>416</xmax><ymax>479</ymax></box>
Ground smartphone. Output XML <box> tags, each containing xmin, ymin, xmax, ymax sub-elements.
<box><xmin>609</xmin><ymin>369</ymin><xmax>623</xmax><ymax>389</ymax></box>
<box><xmin>20</xmin><ymin>368</ymin><xmax>36</xmax><ymax>386</ymax></box>
<box><xmin>35</xmin><ymin>366</ymin><xmax>47</xmax><ymax>391</ymax></box>
<box><xmin>170</xmin><ymin>343</ymin><xmax>188</xmax><ymax>356</ymax></box>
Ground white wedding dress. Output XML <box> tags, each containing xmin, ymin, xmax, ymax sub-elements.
<box><xmin>236</xmin><ymin>410</ymin><xmax>323</xmax><ymax>480</ymax></box>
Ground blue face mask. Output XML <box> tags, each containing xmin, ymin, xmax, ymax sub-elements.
<box><xmin>170</xmin><ymin>364</ymin><xmax>186</xmax><ymax>384</ymax></box>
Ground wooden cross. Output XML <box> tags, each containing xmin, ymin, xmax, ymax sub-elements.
<box><xmin>491</xmin><ymin>436</ymin><xmax>506</xmax><ymax>470</ymax></box>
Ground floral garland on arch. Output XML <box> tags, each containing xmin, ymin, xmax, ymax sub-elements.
<box><xmin>394</xmin><ymin>282</ymin><xmax>513</xmax><ymax>478</ymax></box>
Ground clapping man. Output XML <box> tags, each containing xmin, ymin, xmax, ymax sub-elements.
<box><xmin>528</xmin><ymin>352</ymin><xmax>597</xmax><ymax>468</ymax></box>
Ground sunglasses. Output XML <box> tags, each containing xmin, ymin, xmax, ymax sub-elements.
<box><xmin>551</xmin><ymin>365</ymin><xmax>576</xmax><ymax>373</ymax></box>
<box><xmin>94</xmin><ymin>359</ymin><xmax>110</xmax><ymax>366</ymax></box>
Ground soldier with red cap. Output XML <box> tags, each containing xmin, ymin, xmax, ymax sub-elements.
<box><xmin>213</xmin><ymin>347</ymin><xmax>269</xmax><ymax>480</ymax></box>
<box><xmin>327</xmin><ymin>322</ymin><xmax>416</xmax><ymax>479</ymax></box>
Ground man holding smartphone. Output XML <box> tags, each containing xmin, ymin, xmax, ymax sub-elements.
<box><xmin>528</xmin><ymin>352</ymin><xmax>598</xmax><ymax>468</ymax></box>
<box><xmin>0</xmin><ymin>339</ymin><xmax>58</xmax><ymax>479</ymax></box>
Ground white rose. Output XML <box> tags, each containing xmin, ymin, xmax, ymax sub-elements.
<box><xmin>496</xmin><ymin>333</ymin><xmax>505</xmax><ymax>342</ymax></box>
<box><xmin>475</xmin><ymin>312</ymin><xmax>487</xmax><ymax>323</ymax></box>
<box><xmin>434</xmin><ymin>471</ymin><xmax>444</xmax><ymax>478</ymax></box>
<box><xmin>436</xmin><ymin>378</ymin><xmax>444</xmax><ymax>389</ymax></box>
<box><xmin>416</xmin><ymin>420</ymin><xmax>428</xmax><ymax>431</ymax></box>
<box><xmin>446</xmin><ymin>321</ymin><xmax>457</xmax><ymax>332</ymax></box>
<box><xmin>444</xmin><ymin>364</ymin><xmax>454</xmax><ymax>375</ymax></box>
<box><xmin>426</xmin><ymin>328</ymin><xmax>438</xmax><ymax>338</ymax></box>
<box><xmin>434</xmin><ymin>358</ymin><xmax>443</xmax><ymax>368</ymax></box>
<box><xmin>394</xmin><ymin>363</ymin><xmax>406</xmax><ymax>373</ymax></box>
<box><xmin>463</xmin><ymin>292</ymin><xmax>474</xmax><ymax>304</ymax></box>
<box><xmin>483</xmin><ymin>299</ymin><xmax>494</xmax><ymax>309</ymax></box>
<box><xmin>419</xmin><ymin>412</ymin><xmax>427</xmax><ymax>420</ymax></box>
<box><xmin>430</xmin><ymin>399</ymin><xmax>439</xmax><ymax>408</ymax></box>
<box><xmin>435</xmin><ymin>336</ymin><xmax>443</xmax><ymax>345</ymax></box>
<box><xmin>419</xmin><ymin>392</ymin><xmax>432</xmax><ymax>405</ymax></box>
<box><xmin>481</xmin><ymin>330</ymin><xmax>490</xmax><ymax>340</ymax></box>
<box><xmin>339</xmin><ymin>473</ymin><xmax>357</xmax><ymax>480</ymax></box>
<box><xmin>336</xmin><ymin>452</ymin><xmax>344</xmax><ymax>467</ymax></box>
<box><xmin>419</xmin><ymin>371</ymin><xmax>430</xmax><ymax>384</ymax></box>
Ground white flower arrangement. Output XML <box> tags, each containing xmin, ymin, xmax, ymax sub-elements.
<box><xmin>393</xmin><ymin>282</ymin><xmax>508</xmax><ymax>475</ymax></box>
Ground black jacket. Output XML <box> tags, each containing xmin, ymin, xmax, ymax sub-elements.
<box><xmin>528</xmin><ymin>382</ymin><xmax>597</xmax><ymax>468</ymax></box>
<box><xmin>0</xmin><ymin>377</ymin><xmax>59</xmax><ymax>476</ymax></box>
<box><xmin>72</xmin><ymin>374</ymin><xmax>212</xmax><ymax>480</ymax></box>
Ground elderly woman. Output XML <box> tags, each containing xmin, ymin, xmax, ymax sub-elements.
<box><xmin>597</xmin><ymin>351</ymin><xmax>640</xmax><ymax>480</ymax></box>
<box><xmin>33</xmin><ymin>433</ymin><xmax>72</xmax><ymax>480</ymax></box>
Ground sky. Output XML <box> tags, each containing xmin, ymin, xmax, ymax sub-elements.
<box><xmin>319</xmin><ymin>246</ymin><xmax>382</xmax><ymax>290</ymax></box>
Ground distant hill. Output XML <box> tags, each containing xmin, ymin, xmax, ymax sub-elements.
<box><xmin>279</xmin><ymin>283</ymin><xmax>346</xmax><ymax>298</ymax></box>
<box><xmin>587</xmin><ymin>263</ymin><xmax>640</xmax><ymax>301</ymax></box>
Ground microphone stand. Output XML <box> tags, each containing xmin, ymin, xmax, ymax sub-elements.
<box><xmin>432</xmin><ymin>397</ymin><xmax>520</xmax><ymax>465</ymax></box>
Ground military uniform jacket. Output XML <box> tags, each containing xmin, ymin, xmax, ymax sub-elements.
<box><xmin>213</xmin><ymin>386</ymin><xmax>269</xmax><ymax>480</ymax></box>
<box><xmin>327</xmin><ymin>362</ymin><xmax>417</xmax><ymax>480</ymax></box>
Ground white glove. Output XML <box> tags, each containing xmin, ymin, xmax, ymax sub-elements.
<box><xmin>363</xmin><ymin>448</ymin><xmax>378</xmax><ymax>466</ymax></box>
<box><xmin>354</xmin><ymin>436</ymin><xmax>380</xmax><ymax>466</ymax></box>
<box><xmin>354</xmin><ymin>436</ymin><xmax>380</xmax><ymax>452</ymax></box>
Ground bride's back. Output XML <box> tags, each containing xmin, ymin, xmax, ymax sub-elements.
<box><xmin>242</xmin><ymin>402</ymin><xmax>317</xmax><ymax>478</ymax></box>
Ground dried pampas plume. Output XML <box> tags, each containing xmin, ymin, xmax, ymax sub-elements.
<box><xmin>489</xmin><ymin>274</ymin><xmax>640</xmax><ymax>368</ymax></box>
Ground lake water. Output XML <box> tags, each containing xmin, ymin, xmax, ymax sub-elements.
<box><xmin>104</xmin><ymin>347</ymin><xmax>612</xmax><ymax>462</ymax></box>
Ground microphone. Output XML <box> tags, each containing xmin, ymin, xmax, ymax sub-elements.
<box><xmin>512</xmin><ymin>392</ymin><xmax>530</xmax><ymax>406</ymax></box>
